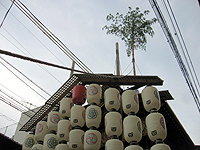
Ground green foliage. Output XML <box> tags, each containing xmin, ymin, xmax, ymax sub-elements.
<box><xmin>102</xmin><ymin>7</ymin><xmax>157</xmax><ymax>57</ymax></box>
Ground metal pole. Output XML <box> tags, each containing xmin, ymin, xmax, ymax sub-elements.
<box><xmin>70</xmin><ymin>60</ymin><xmax>75</xmax><ymax>77</ymax></box>
<box><xmin>116</xmin><ymin>42</ymin><xmax>120</xmax><ymax>75</ymax></box>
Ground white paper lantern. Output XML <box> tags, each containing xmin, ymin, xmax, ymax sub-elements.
<box><xmin>105</xmin><ymin>139</ymin><xmax>124</xmax><ymax>150</ymax></box>
<box><xmin>87</xmin><ymin>84</ymin><xmax>102</xmax><ymax>105</ymax></box>
<box><xmin>122</xmin><ymin>90</ymin><xmax>139</xmax><ymax>115</ymax></box>
<box><xmin>146</xmin><ymin>112</ymin><xmax>167</xmax><ymax>142</ymax></box>
<box><xmin>47</xmin><ymin>111</ymin><xmax>61</xmax><ymax>132</ymax></box>
<box><xmin>125</xmin><ymin>145</ymin><xmax>143</xmax><ymax>150</ymax></box>
<box><xmin>31</xmin><ymin>142</ymin><xmax>43</xmax><ymax>150</ymax></box>
<box><xmin>57</xmin><ymin>118</ymin><xmax>70</xmax><ymax>142</ymax></box>
<box><xmin>69</xmin><ymin>129</ymin><xmax>84</xmax><ymax>150</ymax></box>
<box><xmin>123</xmin><ymin>115</ymin><xmax>142</xmax><ymax>143</ymax></box>
<box><xmin>86</xmin><ymin>105</ymin><xmax>101</xmax><ymax>129</ymax></box>
<box><xmin>141</xmin><ymin>86</ymin><xmax>161</xmax><ymax>112</ymax></box>
<box><xmin>55</xmin><ymin>142</ymin><xmax>69</xmax><ymax>150</ymax></box>
<box><xmin>104</xmin><ymin>88</ymin><xmax>120</xmax><ymax>111</ymax></box>
<box><xmin>150</xmin><ymin>143</ymin><xmax>171</xmax><ymax>150</ymax></box>
<box><xmin>70</xmin><ymin>105</ymin><xmax>85</xmax><ymax>128</ymax></box>
<box><xmin>35</xmin><ymin>120</ymin><xmax>49</xmax><ymax>142</ymax></box>
<box><xmin>59</xmin><ymin>97</ymin><xmax>73</xmax><ymax>118</ymax></box>
<box><xmin>43</xmin><ymin>131</ymin><xmax>58</xmax><ymax>150</ymax></box>
<box><xmin>84</xmin><ymin>130</ymin><xmax>101</xmax><ymax>150</ymax></box>
<box><xmin>22</xmin><ymin>133</ymin><xmax>36</xmax><ymax>150</ymax></box>
<box><xmin>105</xmin><ymin>111</ymin><xmax>122</xmax><ymax>137</ymax></box>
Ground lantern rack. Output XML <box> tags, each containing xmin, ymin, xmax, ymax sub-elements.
<box><xmin>20</xmin><ymin>74</ymin><xmax>164</xmax><ymax>132</ymax></box>
<box><xmin>19</xmin><ymin>73</ymin><xmax>197</xmax><ymax>149</ymax></box>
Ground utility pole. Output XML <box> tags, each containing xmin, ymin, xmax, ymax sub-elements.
<box><xmin>116</xmin><ymin>42</ymin><xmax>120</xmax><ymax>75</ymax></box>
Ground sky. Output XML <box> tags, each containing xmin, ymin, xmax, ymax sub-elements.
<box><xmin>0</xmin><ymin>0</ymin><xmax>200</xmax><ymax>145</ymax></box>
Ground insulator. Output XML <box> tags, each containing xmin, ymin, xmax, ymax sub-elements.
<box><xmin>146</xmin><ymin>112</ymin><xmax>167</xmax><ymax>142</ymax></box>
<box><xmin>125</xmin><ymin>145</ymin><xmax>143</xmax><ymax>150</ymax></box>
<box><xmin>122</xmin><ymin>90</ymin><xmax>139</xmax><ymax>115</ymax></box>
<box><xmin>35</xmin><ymin>120</ymin><xmax>49</xmax><ymax>142</ymax></box>
<box><xmin>123</xmin><ymin>115</ymin><xmax>142</xmax><ymax>143</ymax></box>
<box><xmin>104</xmin><ymin>88</ymin><xmax>120</xmax><ymax>111</ymax></box>
<box><xmin>141</xmin><ymin>86</ymin><xmax>161</xmax><ymax>112</ymax></box>
<box><xmin>69</xmin><ymin>129</ymin><xmax>84</xmax><ymax>150</ymax></box>
<box><xmin>43</xmin><ymin>130</ymin><xmax>58</xmax><ymax>150</ymax></box>
<box><xmin>150</xmin><ymin>143</ymin><xmax>171</xmax><ymax>150</ymax></box>
<box><xmin>22</xmin><ymin>133</ymin><xmax>36</xmax><ymax>150</ymax></box>
<box><xmin>47</xmin><ymin>111</ymin><xmax>61</xmax><ymax>132</ymax></box>
<box><xmin>59</xmin><ymin>97</ymin><xmax>73</xmax><ymax>118</ymax></box>
<box><xmin>57</xmin><ymin>118</ymin><xmax>70</xmax><ymax>142</ymax></box>
<box><xmin>86</xmin><ymin>105</ymin><xmax>101</xmax><ymax>129</ymax></box>
<box><xmin>86</xmin><ymin>83</ymin><xmax>102</xmax><ymax>105</ymax></box>
<box><xmin>105</xmin><ymin>111</ymin><xmax>122</xmax><ymax>137</ymax></box>
<box><xmin>84</xmin><ymin>130</ymin><xmax>101</xmax><ymax>150</ymax></box>
<box><xmin>72</xmin><ymin>85</ymin><xmax>86</xmax><ymax>104</ymax></box>
<box><xmin>70</xmin><ymin>105</ymin><xmax>85</xmax><ymax>128</ymax></box>
<box><xmin>105</xmin><ymin>139</ymin><xmax>124</xmax><ymax>150</ymax></box>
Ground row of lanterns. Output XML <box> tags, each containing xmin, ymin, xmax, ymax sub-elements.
<box><xmin>22</xmin><ymin>83</ymin><xmax>171</xmax><ymax>150</ymax></box>
<box><xmin>142</xmin><ymin>86</ymin><xmax>171</xmax><ymax>150</ymax></box>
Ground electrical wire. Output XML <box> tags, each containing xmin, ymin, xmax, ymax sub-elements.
<box><xmin>0</xmin><ymin>2</ymin><xmax>65</xmax><ymax>84</ymax></box>
<box><xmin>122</xmin><ymin>61</ymin><xmax>132</xmax><ymax>74</ymax></box>
<box><xmin>0</xmin><ymin>90</ymin><xmax>27</xmax><ymax>111</ymax></box>
<box><xmin>0</xmin><ymin>83</ymin><xmax>37</xmax><ymax>108</ymax></box>
<box><xmin>0</xmin><ymin>27</ymin><xmax>62</xmax><ymax>84</ymax></box>
<box><xmin>0</xmin><ymin>88</ymin><xmax>37</xmax><ymax>115</ymax></box>
<box><xmin>0</xmin><ymin>56</ymin><xmax>51</xmax><ymax>96</ymax></box>
<box><xmin>0</xmin><ymin>1</ymin><xmax>66</xmax><ymax>66</ymax></box>
<box><xmin>0</xmin><ymin>94</ymin><xmax>27</xmax><ymax>113</ymax></box>
<box><xmin>148</xmin><ymin>0</ymin><xmax>200</xmax><ymax>112</ymax></box>
<box><xmin>0</xmin><ymin>113</ymin><xmax>21</xmax><ymax>127</ymax></box>
<box><xmin>12</xmin><ymin>0</ymin><xmax>93</xmax><ymax>74</ymax></box>
<box><xmin>163</xmin><ymin>0</ymin><xmax>200</xmax><ymax>97</ymax></box>
<box><xmin>136</xmin><ymin>63</ymin><xmax>142</xmax><ymax>75</ymax></box>
<box><xmin>0</xmin><ymin>59</ymin><xmax>47</xmax><ymax>101</ymax></box>
<box><xmin>0</xmin><ymin>0</ymin><xmax>15</xmax><ymax>28</ymax></box>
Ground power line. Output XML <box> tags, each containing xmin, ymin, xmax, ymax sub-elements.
<box><xmin>0</xmin><ymin>58</ymin><xmax>47</xmax><ymax>101</ymax></box>
<box><xmin>0</xmin><ymin>56</ymin><xmax>51</xmax><ymax>97</ymax></box>
<box><xmin>0</xmin><ymin>1</ymin><xmax>65</xmax><ymax>84</ymax></box>
<box><xmin>12</xmin><ymin>0</ymin><xmax>93</xmax><ymax>74</ymax></box>
<box><xmin>0</xmin><ymin>1</ymin><xmax>66</xmax><ymax>66</ymax></box>
<box><xmin>0</xmin><ymin>0</ymin><xmax>15</xmax><ymax>28</ymax></box>
<box><xmin>0</xmin><ymin>27</ymin><xmax>62</xmax><ymax>84</ymax></box>
<box><xmin>163</xmin><ymin>0</ymin><xmax>200</xmax><ymax>97</ymax></box>
<box><xmin>0</xmin><ymin>83</ymin><xmax>37</xmax><ymax>108</ymax></box>
<box><xmin>0</xmin><ymin>90</ymin><xmax>36</xmax><ymax>118</ymax></box>
<box><xmin>0</xmin><ymin>94</ymin><xmax>27</xmax><ymax>113</ymax></box>
<box><xmin>148</xmin><ymin>0</ymin><xmax>200</xmax><ymax>112</ymax></box>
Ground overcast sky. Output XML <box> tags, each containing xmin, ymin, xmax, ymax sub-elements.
<box><xmin>0</xmin><ymin>0</ymin><xmax>200</xmax><ymax>145</ymax></box>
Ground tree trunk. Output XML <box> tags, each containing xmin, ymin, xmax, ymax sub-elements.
<box><xmin>132</xmin><ymin>36</ymin><xmax>136</xmax><ymax>76</ymax></box>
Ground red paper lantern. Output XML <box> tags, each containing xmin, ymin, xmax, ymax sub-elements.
<box><xmin>72</xmin><ymin>85</ymin><xmax>86</xmax><ymax>104</ymax></box>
